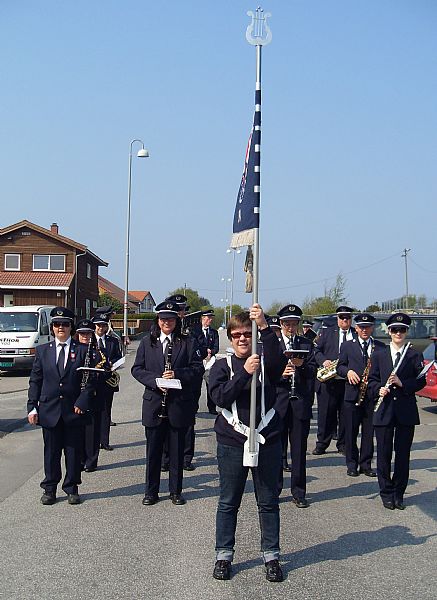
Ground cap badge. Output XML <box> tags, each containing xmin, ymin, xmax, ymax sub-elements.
<box><xmin>289</xmin><ymin>306</ymin><xmax>295</xmax><ymax>311</ymax></box>
<box><xmin>56</xmin><ymin>310</ymin><xmax>63</xmax><ymax>316</ymax></box>
<box><xmin>166</xmin><ymin>303</ymin><xmax>172</xmax><ymax>309</ymax></box>
<box><xmin>396</xmin><ymin>315</ymin><xmax>403</xmax><ymax>321</ymax></box>
<box><xmin>363</xmin><ymin>316</ymin><xmax>368</xmax><ymax>321</ymax></box>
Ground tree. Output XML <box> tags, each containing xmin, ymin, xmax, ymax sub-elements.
<box><xmin>301</xmin><ymin>273</ymin><xmax>349</xmax><ymax>316</ymax></box>
<box><xmin>365</xmin><ymin>304</ymin><xmax>380</xmax><ymax>313</ymax></box>
<box><xmin>98</xmin><ymin>293</ymin><xmax>123</xmax><ymax>313</ymax></box>
<box><xmin>265</xmin><ymin>300</ymin><xmax>288</xmax><ymax>316</ymax></box>
<box><xmin>167</xmin><ymin>287</ymin><xmax>211</xmax><ymax>313</ymax></box>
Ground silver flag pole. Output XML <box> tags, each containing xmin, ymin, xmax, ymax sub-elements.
<box><xmin>246</xmin><ymin>8</ymin><xmax>272</xmax><ymax>465</ymax></box>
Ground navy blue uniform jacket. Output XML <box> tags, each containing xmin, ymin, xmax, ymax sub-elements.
<box><xmin>131</xmin><ymin>333</ymin><xmax>204</xmax><ymax>428</ymax></box>
<box><xmin>209</xmin><ymin>327</ymin><xmax>287</xmax><ymax>447</ymax></box>
<box><xmin>367</xmin><ymin>345</ymin><xmax>426</xmax><ymax>426</ymax></box>
<box><xmin>337</xmin><ymin>338</ymin><xmax>386</xmax><ymax>404</ymax></box>
<box><xmin>275</xmin><ymin>334</ymin><xmax>317</xmax><ymax>420</ymax></box>
<box><xmin>314</xmin><ymin>326</ymin><xmax>357</xmax><ymax>366</ymax></box>
<box><xmin>27</xmin><ymin>340</ymin><xmax>94</xmax><ymax>428</ymax></box>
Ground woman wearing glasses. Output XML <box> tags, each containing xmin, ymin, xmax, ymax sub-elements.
<box><xmin>209</xmin><ymin>304</ymin><xmax>286</xmax><ymax>583</ymax></box>
<box><xmin>368</xmin><ymin>313</ymin><xmax>426</xmax><ymax>510</ymax></box>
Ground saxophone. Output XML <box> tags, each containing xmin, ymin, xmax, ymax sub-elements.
<box><xmin>158</xmin><ymin>341</ymin><xmax>173</xmax><ymax>419</ymax></box>
<box><xmin>356</xmin><ymin>344</ymin><xmax>373</xmax><ymax>406</ymax></box>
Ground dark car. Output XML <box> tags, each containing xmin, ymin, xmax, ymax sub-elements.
<box><xmin>416</xmin><ymin>337</ymin><xmax>437</xmax><ymax>402</ymax></box>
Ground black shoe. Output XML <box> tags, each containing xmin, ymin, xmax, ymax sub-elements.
<box><xmin>100</xmin><ymin>444</ymin><xmax>113</xmax><ymax>451</ymax></box>
<box><xmin>142</xmin><ymin>495</ymin><xmax>159</xmax><ymax>506</ymax></box>
<box><xmin>110</xmin><ymin>421</ymin><xmax>117</xmax><ymax>426</ymax></box>
<box><xmin>359</xmin><ymin>468</ymin><xmax>377</xmax><ymax>477</ymax></box>
<box><xmin>292</xmin><ymin>496</ymin><xmax>309</xmax><ymax>508</ymax></box>
<box><xmin>40</xmin><ymin>491</ymin><xmax>56</xmax><ymax>505</ymax></box>
<box><xmin>265</xmin><ymin>559</ymin><xmax>283</xmax><ymax>582</ymax></box>
<box><xmin>170</xmin><ymin>493</ymin><xmax>186</xmax><ymax>505</ymax></box>
<box><xmin>213</xmin><ymin>560</ymin><xmax>231</xmax><ymax>580</ymax></box>
<box><xmin>312</xmin><ymin>447</ymin><xmax>325</xmax><ymax>455</ymax></box>
<box><xmin>67</xmin><ymin>493</ymin><xmax>81</xmax><ymax>505</ymax></box>
<box><xmin>183</xmin><ymin>463</ymin><xmax>195</xmax><ymax>471</ymax></box>
<box><xmin>347</xmin><ymin>469</ymin><xmax>359</xmax><ymax>477</ymax></box>
<box><xmin>161</xmin><ymin>463</ymin><xmax>169</xmax><ymax>472</ymax></box>
<box><xmin>282</xmin><ymin>462</ymin><xmax>292</xmax><ymax>472</ymax></box>
<box><xmin>84</xmin><ymin>466</ymin><xmax>97</xmax><ymax>473</ymax></box>
<box><xmin>337</xmin><ymin>446</ymin><xmax>346</xmax><ymax>456</ymax></box>
<box><xmin>395</xmin><ymin>499</ymin><xmax>406</xmax><ymax>510</ymax></box>
<box><xmin>383</xmin><ymin>500</ymin><xmax>395</xmax><ymax>510</ymax></box>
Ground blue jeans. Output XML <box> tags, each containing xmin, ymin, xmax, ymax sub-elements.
<box><xmin>215</xmin><ymin>441</ymin><xmax>281</xmax><ymax>563</ymax></box>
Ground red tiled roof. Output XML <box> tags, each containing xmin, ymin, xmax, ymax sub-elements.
<box><xmin>129</xmin><ymin>290</ymin><xmax>151</xmax><ymax>302</ymax></box>
<box><xmin>98</xmin><ymin>275</ymin><xmax>137</xmax><ymax>309</ymax></box>
<box><xmin>0</xmin><ymin>271</ymin><xmax>74</xmax><ymax>289</ymax></box>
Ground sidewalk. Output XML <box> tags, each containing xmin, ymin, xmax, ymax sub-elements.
<box><xmin>1</xmin><ymin>343</ymin><xmax>437</xmax><ymax>600</ymax></box>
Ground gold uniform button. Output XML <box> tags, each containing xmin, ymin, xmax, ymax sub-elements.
<box><xmin>59</xmin><ymin>383</ymin><xmax>63</xmax><ymax>387</ymax></box>
<box><xmin>59</xmin><ymin>395</ymin><xmax>64</xmax><ymax>399</ymax></box>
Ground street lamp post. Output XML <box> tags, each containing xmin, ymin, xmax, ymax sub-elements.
<box><xmin>221</xmin><ymin>277</ymin><xmax>231</xmax><ymax>327</ymax></box>
<box><xmin>226</xmin><ymin>248</ymin><xmax>241</xmax><ymax>319</ymax></box>
<box><xmin>401</xmin><ymin>248</ymin><xmax>411</xmax><ymax>309</ymax></box>
<box><xmin>123</xmin><ymin>139</ymin><xmax>149</xmax><ymax>351</ymax></box>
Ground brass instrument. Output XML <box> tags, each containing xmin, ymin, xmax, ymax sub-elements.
<box><xmin>374</xmin><ymin>342</ymin><xmax>411</xmax><ymax>413</ymax></box>
<box><xmin>158</xmin><ymin>341</ymin><xmax>173</xmax><ymax>419</ymax></box>
<box><xmin>95</xmin><ymin>345</ymin><xmax>119</xmax><ymax>388</ymax></box>
<box><xmin>356</xmin><ymin>344</ymin><xmax>373</xmax><ymax>407</ymax></box>
<box><xmin>317</xmin><ymin>359</ymin><xmax>339</xmax><ymax>382</ymax></box>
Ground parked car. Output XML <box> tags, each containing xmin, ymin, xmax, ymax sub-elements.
<box><xmin>0</xmin><ymin>305</ymin><xmax>54</xmax><ymax>371</ymax></box>
<box><xmin>416</xmin><ymin>337</ymin><xmax>437</xmax><ymax>402</ymax></box>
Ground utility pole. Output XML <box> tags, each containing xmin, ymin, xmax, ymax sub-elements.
<box><xmin>401</xmin><ymin>248</ymin><xmax>411</xmax><ymax>309</ymax></box>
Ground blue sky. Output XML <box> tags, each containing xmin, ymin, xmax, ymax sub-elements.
<box><xmin>1</xmin><ymin>1</ymin><xmax>436</xmax><ymax>311</ymax></box>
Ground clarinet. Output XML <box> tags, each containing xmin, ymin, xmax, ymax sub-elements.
<box><xmin>158</xmin><ymin>342</ymin><xmax>173</xmax><ymax>419</ymax></box>
<box><xmin>80</xmin><ymin>337</ymin><xmax>94</xmax><ymax>391</ymax></box>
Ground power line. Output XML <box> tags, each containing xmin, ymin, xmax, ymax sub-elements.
<box><xmin>410</xmin><ymin>256</ymin><xmax>437</xmax><ymax>274</ymax></box>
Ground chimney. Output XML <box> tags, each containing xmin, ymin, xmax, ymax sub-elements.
<box><xmin>50</xmin><ymin>222</ymin><xmax>59</xmax><ymax>234</ymax></box>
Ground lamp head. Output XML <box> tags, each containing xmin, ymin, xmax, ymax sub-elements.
<box><xmin>137</xmin><ymin>148</ymin><xmax>149</xmax><ymax>158</ymax></box>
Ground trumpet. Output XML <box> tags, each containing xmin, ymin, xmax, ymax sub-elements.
<box><xmin>317</xmin><ymin>359</ymin><xmax>339</xmax><ymax>382</ymax></box>
<box><xmin>158</xmin><ymin>342</ymin><xmax>173</xmax><ymax>419</ymax></box>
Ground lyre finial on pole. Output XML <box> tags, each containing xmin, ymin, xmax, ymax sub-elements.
<box><xmin>246</xmin><ymin>7</ymin><xmax>272</xmax><ymax>46</ymax></box>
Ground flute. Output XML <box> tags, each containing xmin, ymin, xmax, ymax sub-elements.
<box><xmin>374</xmin><ymin>342</ymin><xmax>411</xmax><ymax>413</ymax></box>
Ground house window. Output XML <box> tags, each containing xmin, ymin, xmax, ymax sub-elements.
<box><xmin>4</xmin><ymin>254</ymin><xmax>20</xmax><ymax>271</ymax></box>
<box><xmin>33</xmin><ymin>254</ymin><xmax>66</xmax><ymax>272</ymax></box>
<box><xmin>86</xmin><ymin>263</ymin><xmax>91</xmax><ymax>279</ymax></box>
<box><xmin>85</xmin><ymin>299</ymin><xmax>91</xmax><ymax>318</ymax></box>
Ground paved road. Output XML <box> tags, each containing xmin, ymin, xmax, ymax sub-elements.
<box><xmin>1</xmin><ymin>341</ymin><xmax>437</xmax><ymax>599</ymax></box>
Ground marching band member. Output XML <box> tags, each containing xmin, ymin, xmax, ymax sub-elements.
<box><xmin>337</xmin><ymin>313</ymin><xmax>385</xmax><ymax>477</ymax></box>
<box><xmin>368</xmin><ymin>313</ymin><xmax>426</xmax><ymax>510</ymax></box>
<box><xmin>276</xmin><ymin>304</ymin><xmax>317</xmax><ymax>507</ymax></box>
<box><xmin>209</xmin><ymin>304</ymin><xmax>286</xmax><ymax>582</ymax></box>
<box><xmin>27</xmin><ymin>307</ymin><xmax>95</xmax><ymax>505</ymax></box>
<box><xmin>302</xmin><ymin>319</ymin><xmax>317</xmax><ymax>342</ymax></box>
<box><xmin>131</xmin><ymin>301</ymin><xmax>204</xmax><ymax>506</ymax></box>
<box><xmin>313</xmin><ymin>306</ymin><xmax>356</xmax><ymax>456</ymax></box>
<box><xmin>92</xmin><ymin>312</ymin><xmax>123</xmax><ymax>452</ymax></box>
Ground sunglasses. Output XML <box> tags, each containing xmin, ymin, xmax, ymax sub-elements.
<box><xmin>390</xmin><ymin>327</ymin><xmax>407</xmax><ymax>334</ymax></box>
<box><xmin>230</xmin><ymin>331</ymin><xmax>252</xmax><ymax>340</ymax></box>
<box><xmin>338</xmin><ymin>315</ymin><xmax>352</xmax><ymax>320</ymax></box>
<box><xmin>52</xmin><ymin>321</ymin><xmax>71</xmax><ymax>327</ymax></box>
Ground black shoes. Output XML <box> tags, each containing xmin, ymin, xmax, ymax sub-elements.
<box><xmin>395</xmin><ymin>499</ymin><xmax>406</xmax><ymax>510</ymax></box>
<box><xmin>337</xmin><ymin>446</ymin><xmax>346</xmax><ymax>456</ymax></box>
<box><xmin>183</xmin><ymin>463</ymin><xmax>195</xmax><ymax>471</ymax></box>
<box><xmin>292</xmin><ymin>496</ymin><xmax>309</xmax><ymax>508</ymax></box>
<box><xmin>383</xmin><ymin>500</ymin><xmax>395</xmax><ymax>510</ymax></box>
<box><xmin>110</xmin><ymin>421</ymin><xmax>117</xmax><ymax>426</ymax></box>
<box><xmin>312</xmin><ymin>447</ymin><xmax>325</xmax><ymax>455</ymax></box>
<box><xmin>265</xmin><ymin>559</ymin><xmax>284</xmax><ymax>582</ymax></box>
<box><xmin>142</xmin><ymin>495</ymin><xmax>159</xmax><ymax>506</ymax></box>
<box><xmin>84</xmin><ymin>466</ymin><xmax>97</xmax><ymax>473</ymax></box>
<box><xmin>360</xmin><ymin>468</ymin><xmax>377</xmax><ymax>477</ymax></box>
<box><xmin>100</xmin><ymin>444</ymin><xmax>113</xmax><ymax>451</ymax></box>
<box><xmin>40</xmin><ymin>491</ymin><xmax>56</xmax><ymax>505</ymax></box>
<box><xmin>282</xmin><ymin>461</ymin><xmax>292</xmax><ymax>472</ymax></box>
<box><xmin>213</xmin><ymin>560</ymin><xmax>231</xmax><ymax>580</ymax></box>
<box><xmin>67</xmin><ymin>493</ymin><xmax>81</xmax><ymax>505</ymax></box>
<box><xmin>161</xmin><ymin>464</ymin><xmax>169</xmax><ymax>472</ymax></box>
<box><xmin>170</xmin><ymin>493</ymin><xmax>186</xmax><ymax>505</ymax></box>
<box><xmin>347</xmin><ymin>469</ymin><xmax>359</xmax><ymax>477</ymax></box>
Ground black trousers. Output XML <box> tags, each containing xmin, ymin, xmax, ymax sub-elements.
<box><xmin>374</xmin><ymin>421</ymin><xmax>415</xmax><ymax>503</ymax></box>
<box><xmin>41</xmin><ymin>418</ymin><xmax>84</xmax><ymax>495</ymax></box>
<box><xmin>183</xmin><ymin>379</ymin><xmax>202</xmax><ymax>466</ymax></box>
<box><xmin>315</xmin><ymin>379</ymin><xmax>345</xmax><ymax>450</ymax></box>
<box><xmin>146</xmin><ymin>421</ymin><xmax>187</xmax><ymax>496</ymax></box>
<box><xmin>343</xmin><ymin>398</ymin><xmax>374</xmax><ymax>471</ymax></box>
<box><xmin>281</xmin><ymin>403</ymin><xmax>311</xmax><ymax>500</ymax></box>
<box><xmin>100</xmin><ymin>390</ymin><xmax>115</xmax><ymax>447</ymax></box>
<box><xmin>83</xmin><ymin>410</ymin><xmax>102</xmax><ymax>469</ymax></box>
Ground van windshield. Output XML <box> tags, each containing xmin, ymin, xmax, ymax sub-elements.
<box><xmin>0</xmin><ymin>312</ymin><xmax>39</xmax><ymax>332</ymax></box>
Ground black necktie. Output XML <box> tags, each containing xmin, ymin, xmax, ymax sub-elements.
<box><xmin>163</xmin><ymin>337</ymin><xmax>170</xmax><ymax>360</ymax></box>
<box><xmin>98</xmin><ymin>337</ymin><xmax>104</xmax><ymax>351</ymax></box>
<box><xmin>57</xmin><ymin>343</ymin><xmax>66</xmax><ymax>377</ymax></box>
<box><xmin>394</xmin><ymin>351</ymin><xmax>401</xmax><ymax>368</ymax></box>
<box><xmin>362</xmin><ymin>341</ymin><xmax>368</xmax><ymax>364</ymax></box>
<box><xmin>205</xmin><ymin>328</ymin><xmax>209</xmax><ymax>338</ymax></box>
<box><xmin>287</xmin><ymin>337</ymin><xmax>294</xmax><ymax>350</ymax></box>
<box><xmin>342</xmin><ymin>331</ymin><xmax>347</xmax><ymax>345</ymax></box>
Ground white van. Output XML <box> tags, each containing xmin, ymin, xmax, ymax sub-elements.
<box><xmin>0</xmin><ymin>305</ymin><xmax>55</xmax><ymax>371</ymax></box>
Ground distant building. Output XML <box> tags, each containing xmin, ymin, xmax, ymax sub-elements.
<box><xmin>129</xmin><ymin>290</ymin><xmax>156</xmax><ymax>313</ymax></box>
<box><xmin>0</xmin><ymin>220</ymin><xmax>107</xmax><ymax>317</ymax></box>
<box><xmin>98</xmin><ymin>275</ymin><xmax>138</xmax><ymax>312</ymax></box>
